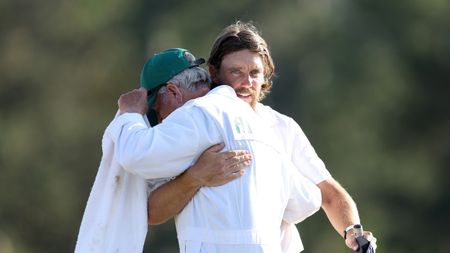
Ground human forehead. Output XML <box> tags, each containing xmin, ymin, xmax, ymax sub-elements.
<box><xmin>220</xmin><ymin>49</ymin><xmax>264</xmax><ymax>70</ymax></box>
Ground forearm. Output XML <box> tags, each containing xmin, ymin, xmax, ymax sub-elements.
<box><xmin>147</xmin><ymin>144</ymin><xmax>251</xmax><ymax>225</ymax></box>
<box><xmin>148</xmin><ymin>171</ymin><xmax>201</xmax><ymax>225</ymax></box>
<box><xmin>318</xmin><ymin>178</ymin><xmax>360</xmax><ymax>237</ymax></box>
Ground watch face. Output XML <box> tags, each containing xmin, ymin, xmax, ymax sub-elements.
<box><xmin>345</xmin><ymin>224</ymin><xmax>364</xmax><ymax>239</ymax></box>
<box><xmin>353</xmin><ymin>225</ymin><xmax>363</xmax><ymax>238</ymax></box>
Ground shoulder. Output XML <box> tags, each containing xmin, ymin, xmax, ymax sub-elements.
<box><xmin>189</xmin><ymin>85</ymin><xmax>242</xmax><ymax>112</ymax></box>
<box><xmin>256</xmin><ymin>103</ymin><xmax>298</xmax><ymax>129</ymax></box>
<box><xmin>193</xmin><ymin>85</ymin><xmax>237</xmax><ymax>103</ymax></box>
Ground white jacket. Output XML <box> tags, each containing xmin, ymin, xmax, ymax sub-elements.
<box><xmin>75</xmin><ymin>85</ymin><xmax>325</xmax><ymax>253</ymax></box>
<box><xmin>111</xmin><ymin>86</ymin><xmax>321</xmax><ymax>252</ymax></box>
<box><xmin>74</xmin><ymin>112</ymin><xmax>148</xmax><ymax>253</ymax></box>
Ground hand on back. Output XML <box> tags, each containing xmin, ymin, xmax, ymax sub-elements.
<box><xmin>186</xmin><ymin>143</ymin><xmax>252</xmax><ymax>187</ymax></box>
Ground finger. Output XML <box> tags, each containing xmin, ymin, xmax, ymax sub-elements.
<box><xmin>216</xmin><ymin>151</ymin><xmax>239</xmax><ymax>162</ymax></box>
<box><xmin>345</xmin><ymin>237</ymin><xmax>359</xmax><ymax>251</ymax></box>
<box><xmin>224</xmin><ymin>150</ymin><xmax>250</xmax><ymax>160</ymax></box>
<box><xmin>229</xmin><ymin>169</ymin><xmax>245</xmax><ymax>178</ymax></box>
<box><xmin>209</xmin><ymin>169</ymin><xmax>245</xmax><ymax>187</ymax></box>
<box><xmin>233</xmin><ymin>154</ymin><xmax>252</xmax><ymax>164</ymax></box>
<box><xmin>136</xmin><ymin>88</ymin><xmax>146</xmax><ymax>95</ymax></box>
<box><xmin>363</xmin><ymin>231</ymin><xmax>377</xmax><ymax>250</ymax></box>
<box><xmin>138</xmin><ymin>89</ymin><xmax>148</xmax><ymax>99</ymax></box>
<box><xmin>241</xmin><ymin>153</ymin><xmax>252</xmax><ymax>162</ymax></box>
<box><xmin>363</xmin><ymin>231</ymin><xmax>374</xmax><ymax>241</ymax></box>
<box><xmin>231</xmin><ymin>159</ymin><xmax>251</xmax><ymax>170</ymax></box>
<box><xmin>129</xmin><ymin>88</ymin><xmax>140</xmax><ymax>95</ymax></box>
<box><xmin>205</xmin><ymin>143</ymin><xmax>225</xmax><ymax>153</ymax></box>
<box><xmin>223</xmin><ymin>150</ymin><xmax>239</xmax><ymax>160</ymax></box>
<box><xmin>226</xmin><ymin>156</ymin><xmax>245</xmax><ymax>167</ymax></box>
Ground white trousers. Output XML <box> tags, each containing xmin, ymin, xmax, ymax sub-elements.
<box><xmin>178</xmin><ymin>241</ymin><xmax>282</xmax><ymax>253</ymax></box>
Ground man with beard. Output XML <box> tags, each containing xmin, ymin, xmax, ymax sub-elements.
<box><xmin>146</xmin><ymin>22</ymin><xmax>377</xmax><ymax>253</ymax></box>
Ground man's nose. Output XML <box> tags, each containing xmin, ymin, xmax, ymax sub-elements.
<box><xmin>241</xmin><ymin>74</ymin><xmax>253</xmax><ymax>88</ymax></box>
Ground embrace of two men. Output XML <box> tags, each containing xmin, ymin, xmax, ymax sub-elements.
<box><xmin>75</xmin><ymin>21</ymin><xmax>377</xmax><ymax>253</ymax></box>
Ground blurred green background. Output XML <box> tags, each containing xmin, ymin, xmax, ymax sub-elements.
<box><xmin>1</xmin><ymin>0</ymin><xmax>449</xmax><ymax>252</ymax></box>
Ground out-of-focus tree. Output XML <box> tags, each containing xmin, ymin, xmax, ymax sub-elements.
<box><xmin>0</xmin><ymin>0</ymin><xmax>448</xmax><ymax>252</ymax></box>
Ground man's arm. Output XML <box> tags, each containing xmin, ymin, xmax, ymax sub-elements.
<box><xmin>318</xmin><ymin>178</ymin><xmax>376</xmax><ymax>251</ymax></box>
<box><xmin>285</xmin><ymin>118</ymin><xmax>376</xmax><ymax>250</ymax></box>
<box><xmin>148</xmin><ymin>143</ymin><xmax>252</xmax><ymax>224</ymax></box>
<box><xmin>109</xmin><ymin>88</ymin><xmax>221</xmax><ymax>179</ymax></box>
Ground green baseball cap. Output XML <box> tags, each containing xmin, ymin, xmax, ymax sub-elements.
<box><xmin>140</xmin><ymin>48</ymin><xmax>205</xmax><ymax>126</ymax></box>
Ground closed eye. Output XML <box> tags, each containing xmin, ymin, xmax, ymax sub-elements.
<box><xmin>231</xmin><ymin>69</ymin><xmax>242</xmax><ymax>76</ymax></box>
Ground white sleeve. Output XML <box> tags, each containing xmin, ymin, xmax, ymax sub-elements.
<box><xmin>283</xmin><ymin>169</ymin><xmax>322</xmax><ymax>224</ymax></box>
<box><xmin>107</xmin><ymin>106</ymin><xmax>221</xmax><ymax>179</ymax></box>
<box><xmin>288</xmin><ymin>119</ymin><xmax>332</xmax><ymax>184</ymax></box>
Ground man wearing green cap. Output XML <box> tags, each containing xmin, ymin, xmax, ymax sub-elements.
<box><xmin>74</xmin><ymin>48</ymin><xmax>259</xmax><ymax>253</ymax></box>
<box><xmin>110</xmin><ymin>47</ymin><xmax>322</xmax><ymax>253</ymax></box>
<box><xmin>140</xmin><ymin>48</ymin><xmax>208</xmax><ymax>126</ymax></box>
<box><xmin>118</xmin><ymin>47</ymin><xmax>254</xmax><ymax>192</ymax></box>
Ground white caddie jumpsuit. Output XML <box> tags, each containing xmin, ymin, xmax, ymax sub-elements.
<box><xmin>109</xmin><ymin>85</ymin><xmax>323</xmax><ymax>253</ymax></box>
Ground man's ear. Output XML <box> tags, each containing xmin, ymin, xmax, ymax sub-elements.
<box><xmin>165</xmin><ymin>83</ymin><xmax>183</xmax><ymax>103</ymax></box>
<box><xmin>208</xmin><ymin>65</ymin><xmax>220</xmax><ymax>84</ymax></box>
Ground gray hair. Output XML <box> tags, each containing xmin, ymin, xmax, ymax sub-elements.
<box><xmin>159</xmin><ymin>67</ymin><xmax>211</xmax><ymax>94</ymax></box>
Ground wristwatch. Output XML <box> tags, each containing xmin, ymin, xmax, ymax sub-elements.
<box><xmin>344</xmin><ymin>224</ymin><xmax>363</xmax><ymax>239</ymax></box>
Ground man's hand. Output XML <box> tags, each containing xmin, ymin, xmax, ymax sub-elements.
<box><xmin>346</xmin><ymin>230</ymin><xmax>377</xmax><ymax>252</ymax></box>
<box><xmin>185</xmin><ymin>143</ymin><xmax>252</xmax><ymax>187</ymax></box>
<box><xmin>147</xmin><ymin>143</ymin><xmax>252</xmax><ymax>225</ymax></box>
<box><xmin>117</xmin><ymin>88</ymin><xmax>148</xmax><ymax>115</ymax></box>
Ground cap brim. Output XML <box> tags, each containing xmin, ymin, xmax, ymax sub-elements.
<box><xmin>191</xmin><ymin>58</ymin><xmax>205</xmax><ymax>67</ymax></box>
